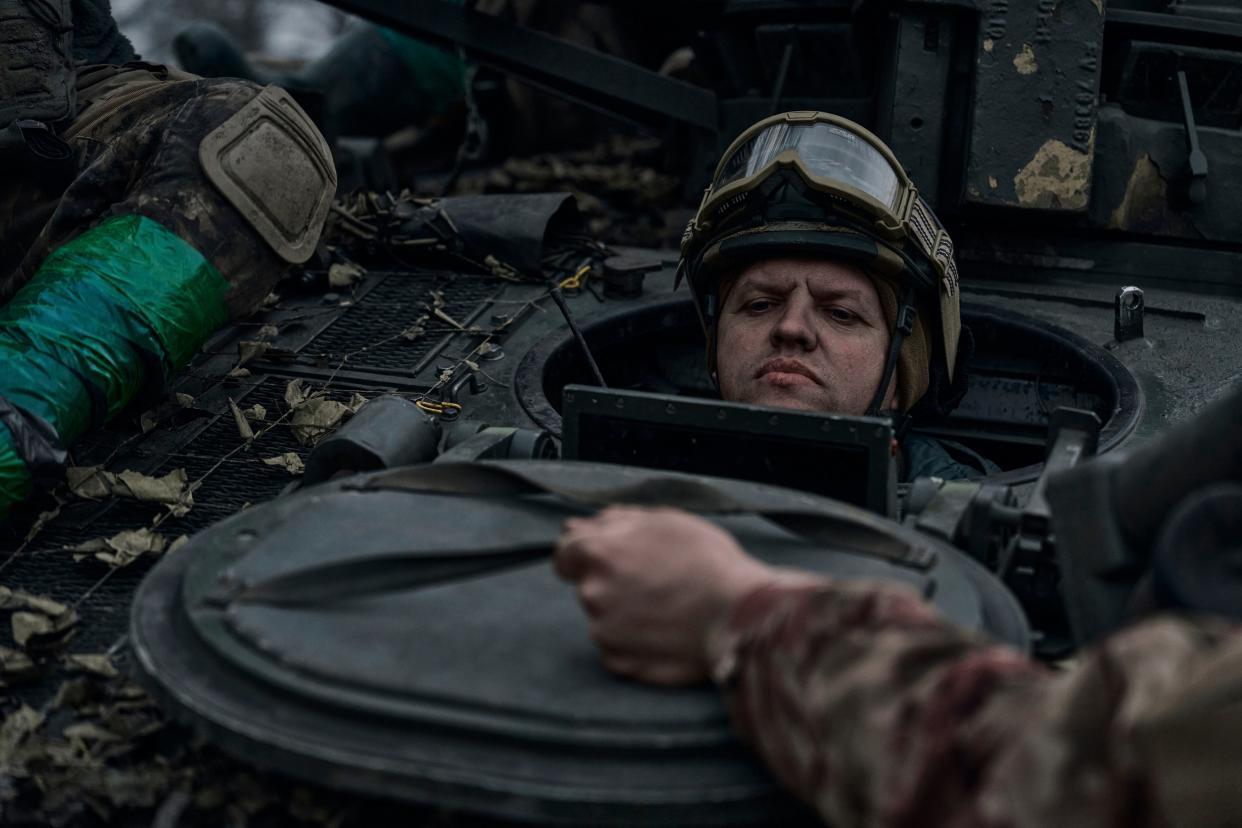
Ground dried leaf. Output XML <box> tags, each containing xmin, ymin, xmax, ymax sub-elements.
<box><xmin>256</xmin><ymin>324</ymin><xmax>279</xmax><ymax>339</ymax></box>
<box><xmin>228</xmin><ymin>397</ymin><xmax>254</xmax><ymax>441</ymax></box>
<box><xmin>13</xmin><ymin>612</ymin><xmax>53</xmax><ymax>646</ymax></box>
<box><xmin>175</xmin><ymin>393</ymin><xmax>195</xmax><ymax>408</ymax></box>
<box><xmin>167</xmin><ymin>535</ymin><xmax>190</xmax><ymax>555</ymax></box>
<box><xmin>0</xmin><ymin>645</ymin><xmax>38</xmax><ymax>685</ymax></box>
<box><xmin>139</xmin><ymin>410</ymin><xmax>159</xmax><ymax>434</ymax></box>
<box><xmin>260</xmin><ymin>291</ymin><xmax>281</xmax><ymax>310</ymax></box>
<box><xmin>103</xmin><ymin>528</ymin><xmax>168</xmax><ymax>567</ymax></box>
<box><xmin>165</xmin><ymin>489</ymin><xmax>195</xmax><ymax>519</ymax></box>
<box><xmin>228</xmin><ymin>367</ymin><xmax>252</xmax><ymax>379</ymax></box>
<box><xmin>284</xmin><ymin>379</ymin><xmax>312</xmax><ymax>410</ymax></box>
<box><xmin>18</xmin><ymin>504</ymin><xmax>61</xmax><ymax>551</ymax></box>
<box><xmin>432</xmin><ymin>307</ymin><xmax>469</xmax><ymax>330</ymax></box>
<box><xmin>261</xmin><ymin>453</ymin><xmax>305</xmax><ymax>475</ymax></box>
<box><xmin>0</xmin><ymin>586</ymin><xmax>69</xmax><ymax>616</ymax></box>
<box><xmin>347</xmin><ymin>393</ymin><xmax>368</xmax><ymax>412</ymax></box>
<box><xmin>477</xmin><ymin>342</ymin><xmax>497</xmax><ymax>356</ymax></box>
<box><xmin>236</xmin><ymin>340</ymin><xmax>270</xmax><ymax>367</ymax></box>
<box><xmin>67</xmin><ymin>466</ymin><xmax>110</xmax><ymax>499</ymax></box>
<box><xmin>401</xmin><ymin>314</ymin><xmax>428</xmax><ymax>342</ymax></box>
<box><xmin>464</xmin><ymin>359</ymin><xmax>480</xmax><ymax>372</ymax></box>
<box><xmin>69</xmin><ymin>468</ymin><xmax>189</xmax><ymax>506</ymax></box>
<box><xmin>243</xmin><ymin>403</ymin><xmax>267</xmax><ymax>422</ymax></box>
<box><xmin>11</xmin><ymin>598</ymin><xmax>76</xmax><ymax>652</ymax></box>
<box><xmin>0</xmin><ymin>705</ymin><xmax>44</xmax><ymax>767</ymax></box>
<box><xmin>63</xmin><ymin>722</ymin><xmax>122</xmax><ymax>743</ymax></box>
<box><xmin>328</xmin><ymin>262</ymin><xmax>365</xmax><ymax>288</ymax></box>
<box><xmin>67</xmin><ymin>528</ymin><xmax>168</xmax><ymax>568</ymax></box>
<box><xmin>290</xmin><ymin>399</ymin><xmax>352</xmax><ymax>446</ymax></box>
<box><xmin>51</xmin><ymin>677</ymin><xmax>97</xmax><ymax>710</ymax></box>
<box><xmin>2</xmin><ymin>590</ymin><xmax>75</xmax><ymax>654</ymax></box>
<box><xmin>115</xmin><ymin>469</ymin><xmax>188</xmax><ymax>505</ymax></box>
<box><xmin>64</xmin><ymin>654</ymin><xmax>119</xmax><ymax>679</ymax></box>
<box><xmin>438</xmin><ymin>368</ymin><xmax>454</xmax><ymax>384</ymax></box>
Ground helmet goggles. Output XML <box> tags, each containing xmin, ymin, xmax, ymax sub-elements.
<box><xmin>693</xmin><ymin>112</ymin><xmax>957</xmax><ymax>298</ymax></box>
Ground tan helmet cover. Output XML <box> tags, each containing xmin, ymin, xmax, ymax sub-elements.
<box><xmin>199</xmin><ymin>85</ymin><xmax>336</xmax><ymax>264</ymax></box>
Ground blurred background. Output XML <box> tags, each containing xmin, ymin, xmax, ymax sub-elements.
<box><xmin>112</xmin><ymin>0</ymin><xmax>353</xmax><ymax>66</ymax></box>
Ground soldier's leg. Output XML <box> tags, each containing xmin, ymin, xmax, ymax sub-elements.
<box><xmin>174</xmin><ymin>21</ymin><xmax>466</xmax><ymax>143</ymax></box>
<box><xmin>0</xmin><ymin>65</ymin><xmax>335</xmax><ymax>516</ymax></box>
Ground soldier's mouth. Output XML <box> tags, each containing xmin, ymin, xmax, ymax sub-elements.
<box><xmin>756</xmin><ymin>358</ymin><xmax>821</xmax><ymax>386</ymax></box>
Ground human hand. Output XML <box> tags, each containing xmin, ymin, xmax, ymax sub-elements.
<box><xmin>554</xmin><ymin>506</ymin><xmax>789</xmax><ymax>685</ymax></box>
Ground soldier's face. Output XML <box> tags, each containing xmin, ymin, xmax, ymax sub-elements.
<box><xmin>714</xmin><ymin>257</ymin><xmax>895</xmax><ymax>415</ymax></box>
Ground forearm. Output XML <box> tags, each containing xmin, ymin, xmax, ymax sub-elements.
<box><xmin>712</xmin><ymin>579</ymin><xmax>1237</xmax><ymax>828</ymax></box>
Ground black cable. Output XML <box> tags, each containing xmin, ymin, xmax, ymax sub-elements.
<box><xmin>548</xmin><ymin>287</ymin><xmax>607</xmax><ymax>388</ymax></box>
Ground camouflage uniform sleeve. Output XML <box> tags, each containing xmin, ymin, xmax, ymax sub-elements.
<box><xmin>710</xmin><ymin>578</ymin><xmax>1241</xmax><ymax>828</ymax></box>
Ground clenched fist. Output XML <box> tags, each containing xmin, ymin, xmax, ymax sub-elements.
<box><xmin>554</xmin><ymin>506</ymin><xmax>818</xmax><ymax>685</ymax></box>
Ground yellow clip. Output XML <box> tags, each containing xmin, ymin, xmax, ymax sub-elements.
<box><xmin>558</xmin><ymin>262</ymin><xmax>591</xmax><ymax>291</ymax></box>
<box><xmin>415</xmin><ymin>399</ymin><xmax>464</xmax><ymax>417</ymax></box>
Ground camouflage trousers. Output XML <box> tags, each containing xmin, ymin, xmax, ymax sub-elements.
<box><xmin>0</xmin><ymin>63</ymin><xmax>289</xmax><ymax>317</ymax></box>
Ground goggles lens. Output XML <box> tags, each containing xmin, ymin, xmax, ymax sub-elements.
<box><xmin>713</xmin><ymin>122</ymin><xmax>903</xmax><ymax>213</ymax></box>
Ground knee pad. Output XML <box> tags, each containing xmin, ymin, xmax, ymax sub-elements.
<box><xmin>199</xmin><ymin>85</ymin><xmax>336</xmax><ymax>264</ymax></box>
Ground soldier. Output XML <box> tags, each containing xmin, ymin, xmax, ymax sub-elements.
<box><xmin>556</xmin><ymin>112</ymin><xmax>1242</xmax><ymax>827</ymax></box>
<box><xmin>678</xmin><ymin>111</ymin><xmax>993</xmax><ymax>481</ymax></box>
<box><xmin>0</xmin><ymin>0</ymin><xmax>335</xmax><ymax>517</ymax></box>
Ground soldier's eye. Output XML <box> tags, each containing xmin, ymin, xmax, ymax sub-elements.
<box><xmin>746</xmin><ymin>298</ymin><xmax>775</xmax><ymax>313</ymax></box>
<box><xmin>827</xmin><ymin>307</ymin><xmax>858</xmax><ymax>324</ymax></box>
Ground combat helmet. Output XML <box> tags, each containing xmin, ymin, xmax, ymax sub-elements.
<box><xmin>677</xmin><ymin>111</ymin><xmax>968</xmax><ymax>426</ymax></box>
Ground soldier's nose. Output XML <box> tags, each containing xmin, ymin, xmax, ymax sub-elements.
<box><xmin>770</xmin><ymin>304</ymin><xmax>817</xmax><ymax>350</ymax></box>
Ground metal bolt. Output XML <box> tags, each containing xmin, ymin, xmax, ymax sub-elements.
<box><xmin>1114</xmin><ymin>286</ymin><xmax>1144</xmax><ymax>342</ymax></box>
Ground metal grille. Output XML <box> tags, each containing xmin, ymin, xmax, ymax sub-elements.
<box><xmin>1</xmin><ymin>379</ymin><xmax>368</xmax><ymax>706</ymax></box>
<box><xmin>304</xmin><ymin>270</ymin><xmax>499</xmax><ymax>373</ymax></box>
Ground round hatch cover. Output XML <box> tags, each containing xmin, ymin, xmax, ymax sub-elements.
<box><xmin>131</xmin><ymin>460</ymin><xmax>1028</xmax><ymax>826</ymax></box>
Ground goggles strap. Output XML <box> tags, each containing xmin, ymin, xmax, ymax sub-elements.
<box><xmin>866</xmin><ymin>284</ymin><xmax>917</xmax><ymax>419</ymax></box>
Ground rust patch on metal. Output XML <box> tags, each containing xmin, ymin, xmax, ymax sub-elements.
<box><xmin>1013</xmin><ymin>44</ymin><xmax>1037</xmax><ymax>75</ymax></box>
<box><xmin>1013</xmin><ymin>137</ymin><xmax>1092</xmax><ymax>210</ymax></box>
<box><xmin>1107</xmin><ymin>154</ymin><xmax>1196</xmax><ymax>235</ymax></box>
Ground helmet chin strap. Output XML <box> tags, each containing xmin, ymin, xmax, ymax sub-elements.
<box><xmin>706</xmin><ymin>291</ymin><xmax>722</xmax><ymax>393</ymax></box>
<box><xmin>865</xmin><ymin>284</ymin><xmax>917</xmax><ymax>427</ymax></box>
